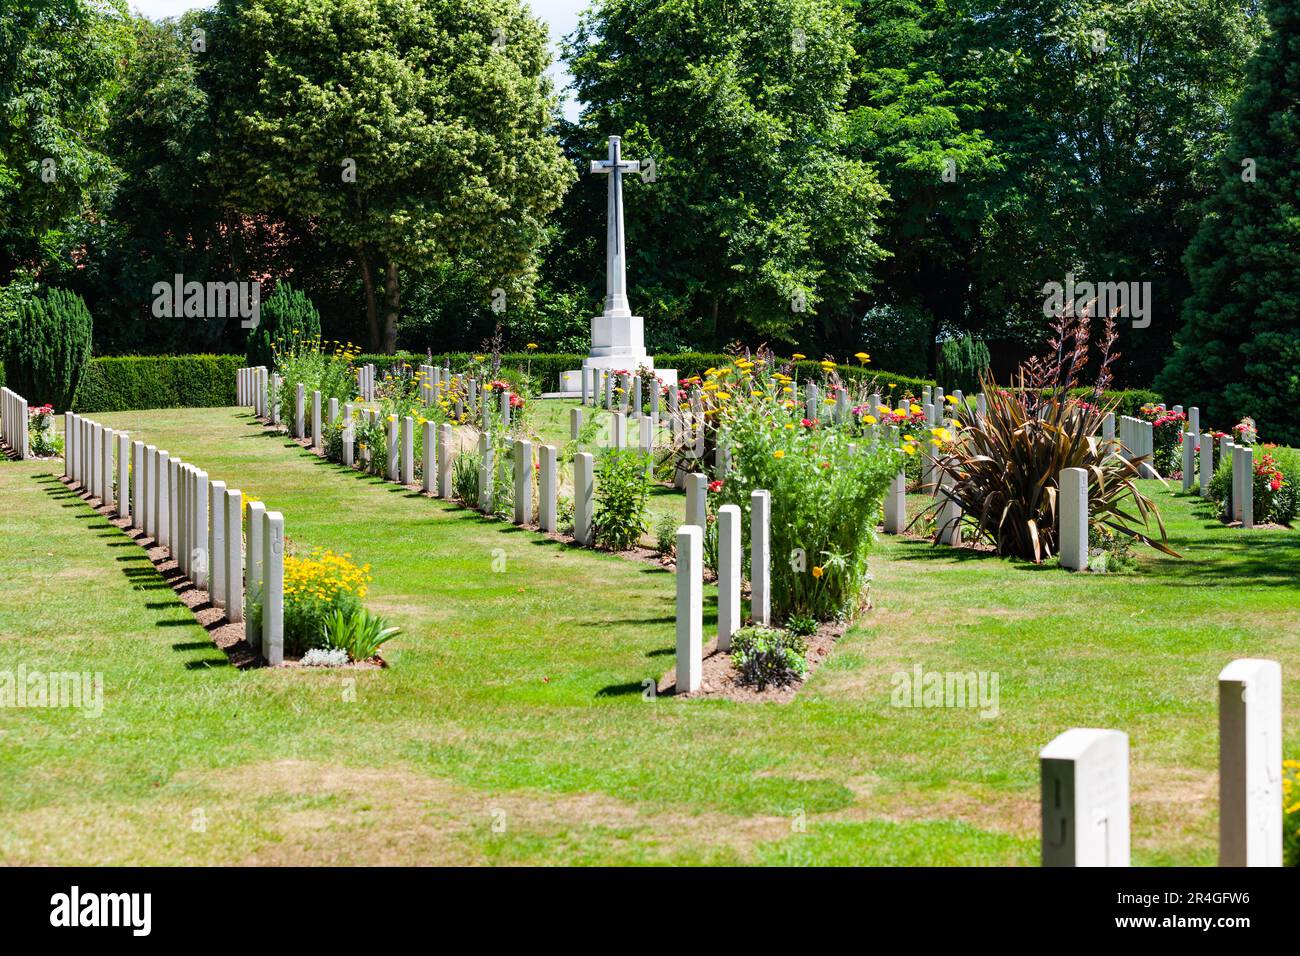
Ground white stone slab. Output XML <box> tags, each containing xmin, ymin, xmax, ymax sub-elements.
<box><xmin>1040</xmin><ymin>728</ymin><xmax>1130</xmax><ymax>866</ymax></box>
<box><xmin>1219</xmin><ymin>658</ymin><xmax>1282</xmax><ymax>866</ymax></box>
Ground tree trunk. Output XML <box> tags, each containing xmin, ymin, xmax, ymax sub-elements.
<box><xmin>360</xmin><ymin>254</ymin><xmax>380</xmax><ymax>352</ymax></box>
<box><xmin>382</xmin><ymin>259</ymin><xmax>400</xmax><ymax>356</ymax></box>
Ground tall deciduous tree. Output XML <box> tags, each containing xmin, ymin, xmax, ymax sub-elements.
<box><xmin>564</xmin><ymin>0</ymin><xmax>887</xmax><ymax>347</ymax></box>
<box><xmin>207</xmin><ymin>0</ymin><xmax>572</xmax><ymax>354</ymax></box>
<box><xmin>1158</xmin><ymin>0</ymin><xmax>1300</xmax><ymax>443</ymax></box>
<box><xmin>847</xmin><ymin>0</ymin><xmax>1262</xmax><ymax>380</ymax></box>
<box><xmin>0</xmin><ymin>0</ymin><xmax>127</xmax><ymax>282</ymax></box>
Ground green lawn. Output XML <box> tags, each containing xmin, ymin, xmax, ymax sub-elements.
<box><xmin>0</xmin><ymin>404</ymin><xmax>1297</xmax><ymax>865</ymax></box>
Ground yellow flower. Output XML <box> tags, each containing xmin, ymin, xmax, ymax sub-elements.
<box><xmin>792</xmin><ymin>353</ymin><xmax>806</xmax><ymax>361</ymax></box>
<box><xmin>902</xmin><ymin>445</ymin><xmax>917</xmax><ymax>456</ymax></box>
<box><xmin>785</xmin><ymin>423</ymin><xmax>795</xmax><ymax>430</ymax></box>
<box><xmin>773</xmin><ymin>450</ymin><xmax>785</xmax><ymax>459</ymax></box>
<box><xmin>854</xmin><ymin>352</ymin><xmax>870</xmax><ymax>364</ymax></box>
<box><xmin>811</xmin><ymin>566</ymin><xmax>825</xmax><ymax>578</ymax></box>
<box><xmin>526</xmin><ymin>343</ymin><xmax>538</xmax><ymax>350</ymax></box>
<box><xmin>910</xmin><ymin>404</ymin><xmax>922</xmax><ymax>414</ymax></box>
<box><xmin>864</xmin><ymin>415</ymin><xmax>877</xmax><ymax>425</ymax></box>
<box><xmin>945</xmin><ymin>395</ymin><xmax>957</xmax><ymax>404</ymax></box>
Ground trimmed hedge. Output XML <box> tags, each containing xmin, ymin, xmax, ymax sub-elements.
<box><xmin>73</xmin><ymin>355</ymin><xmax>242</xmax><ymax>412</ymax></box>
<box><xmin>353</xmin><ymin>351</ymin><xmax>937</xmax><ymax>394</ymax></box>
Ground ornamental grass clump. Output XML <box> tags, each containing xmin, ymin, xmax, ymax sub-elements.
<box><xmin>925</xmin><ymin>308</ymin><xmax>1175</xmax><ymax>562</ymax></box>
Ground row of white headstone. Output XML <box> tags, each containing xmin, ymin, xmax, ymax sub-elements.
<box><xmin>62</xmin><ymin>411</ymin><xmax>286</xmax><ymax>665</ymax></box>
<box><xmin>1041</xmin><ymin>658</ymin><xmax>1281</xmax><ymax>866</ymax></box>
<box><xmin>0</xmin><ymin>386</ymin><xmax>31</xmax><ymax>459</ymax></box>
<box><xmin>673</xmin><ymin>487</ymin><xmax>773</xmax><ymax>693</ymax></box>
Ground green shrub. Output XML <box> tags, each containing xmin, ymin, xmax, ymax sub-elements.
<box><xmin>245</xmin><ymin>282</ymin><xmax>322</xmax><ymax>368</ymax></box>
<box><xmin>594</xmin><ymin>448</ymin><xmax>651</xmax><ymax>551</ymax></box>
<box><xmin>73</xmin><ymin>355</ymin><xmax>242</xmax><ymax>412</ymax></box>
<box><xmin>320</xmin><ymin>606</ymin><xmax>399</xmax><ymax>662</ymax></box>
<box><xmin>1209</xmin><ymin>445</ymin><xmax>1299</xmax><ymax>526</ymax></box>
<box><xmin>3</xmin><ymin>287</ymin><xmax>93</xmax><ymax>411</ymax></box>
<box><xmin>730</xmin><ymin>626</ymin><xmax>808</xmax><ymax>690</ymax></box>
<box><xmin>654</xmin><ymin>512</ymin><xmax>678</xmax><ymax>555</ymax></box>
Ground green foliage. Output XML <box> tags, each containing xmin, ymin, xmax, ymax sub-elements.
<box><xmin>452</xmin><ymin>451</ymin><xmax>480</xmax><ymax>507</ymax></box>
<box><xmin>730</xmin><ymin>626</ymin><xmax>808</xmax><ymax>691</ymax></box>
<box><xmin>1158</xmin><ymin>0</ymin><xmax>1300</xmax><ymax>444</ymax></box>
<box><xmin>273</xmin><ymin>339</ymin><xmax>358</xmax><ymax>420</ymax></box>
<box><xmin>3</xmin><ymin>287</ymin><xmax>93</xmax><ymax>410</ymax></box>
<box><xmin>246</xmin><ymin>282</ymin><xmax>322</xmax><ymax>368</ymax></box>
<box><xmin>594</xmin><ymin>448</ymin><xmax>651</xmax><ymax>551</ymax></box>
<box><xmin>1211</xmin><ymin>445</ymin><xmax>1300</xmax><ymax>526</ymax></box>
<box><xmin>72</xmin><ymin>354</ymin><xmax>241</xmax><ymax>412</ymax></box>
<box><xmin>0</xmin><ymin>0</ymin><xmax>126</xmax><ymax>282</ymax></box>
<box><xmin>784</xmin><ymin>613</ymin><xmax>818</xmax><ymax>638</ymax></box>
<box><xmin>654</xmin><ymin>512</ymin><xmax>678</xmax><ymax>555</ymax></box>
<box><xmin>210</xmin><ymin>0</ymin><xmax>573</xmax><ymax>353</ymax></box>
<box><xmin>321</xmin><ymin>606</ymin><xmax>399</xmax><ymax>662</ymax></box>
<box><xmin>936</xmin><ymin>335</ymin><xmax>990</xmax><ymax>393</ymax></box>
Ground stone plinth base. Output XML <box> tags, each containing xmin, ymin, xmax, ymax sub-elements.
<box><xmin>561</xmin><ymin>361</ymin><xmax>678</xmax><ymax>393</ymax></box>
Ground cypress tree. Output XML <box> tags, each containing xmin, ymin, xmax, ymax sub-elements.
<box><xmin>245</xmin><ymin>282</ymin><xmax>322</xmax><ymax>369</ymax></box>
<box><xmin>1157</xmin><ymin>0</ymin><xmax>1300</xmax><ymax>443</ymax></box>
<box><xmin>3</xmin><ymin>288</ymin><xmax>93</xmax><ymax>411</ymax></box>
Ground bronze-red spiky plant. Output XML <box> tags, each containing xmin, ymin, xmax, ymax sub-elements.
<box><xmin>921</xmin><ymin>307</ymin><xmax>1177</xmax><ymax>562</ymax></box>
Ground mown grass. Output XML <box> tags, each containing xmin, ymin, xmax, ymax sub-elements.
<box><xmin>0</xmin><ymin>405</ymin><xmax>1296</xmax><ymax>865</ymax></box>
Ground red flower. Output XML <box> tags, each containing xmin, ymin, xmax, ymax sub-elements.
<box><xmin>708</xmin><ymin>480</ymin><xmax>723</xmax><ymax>492</ymax></box>
<box><xmin>800</xmin><ymin>418</ymin><xmax>817</xmax><ymax>428</ymax></box>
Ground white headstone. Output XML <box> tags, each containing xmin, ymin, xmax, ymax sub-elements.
<box><xmin>401</xmin><ymin>416</ymin><xmax>415</xmax><ymax>485</ymax></box>
<box><xmin>1059</xmin><ymin>467</ymin><xmax>1088</xmax><ymax>571</ymax></box>
<box><xmin>245</xmin><ymin>500</ymin><xmax>266</xmax><ymax>649</ymax></box>
<box><xmin>883</xmin><ymin>468</ymin><xmax>906</xmax><ymax>535</ymax></box>
<box><xmin>685</xmin><ymin>473</ymin><xmax>707</xmax><ymax>529</ymax></box>
<box><xmin>717</xmin><ymin>504</ymin><xmax>741</xmax><ymax>651</ymax></box>
<box><xmin>131</xmin><ymin>440</ymin><xmax>145</xmax><ymax>530</ymax></box>
<box><xmin>675</xmin><ymin>524</ymin><xmax>703</xmax><ymax>694</ymax></box>
<box><xmin>513</xmin><ymin>439</ymin><xmax>533</xmax><ymax>525</ymax></box>
<box><xmin>422</xmin><ymin>420</ymin><xmax>436</xmax><ymax>494</ymax></box>
<box><xmin>1182</xmin><ymin>432</ymin><xmax>1195</xmax><ymax>492</ymax></box>
<box><xmin>262</xmin><ymin>510</ymin><xmax>284</xmax><ymax>665</ymax></box>
<box><xmin>1040</xmin><ymin>728</ymin><xmax>1130</xmax><ymax>867</ymax></box>
<box><xmin>1200</xmin><ymin>433</ymin><xmax>1214</xmax><ymax>496</ymax></box>
<box><xmin>224</xmin><ymin>489</ymin><xmax>243</xmax><ymax>622</ymax></box>
<box><xmin>537</xmin><ymin>444</ymin><xmax>557</xmax><ymax>532</ymax></box>
<box><xmin>208</xmin><ymin>480</ymin><xmax>227</xmax><ymax>607</ymax></box>
<box><xmin>750</xmin><ymin>489</ymin><xmax>771</xmax><ymax>626</ymax></box>
<box><xmin>574</xmin><ymin>452</ymin><xmax>594</xmax><ymax>546</ymax></box>
<box><xmin>438</xmin><ymin>424</ymin><xmax>453</xmax><ymax>499</ymax></box>
<box><xmin>1218</xmin><ymin>658</ymin><xmax>1282</xmax><ymax>867</ymax></box>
